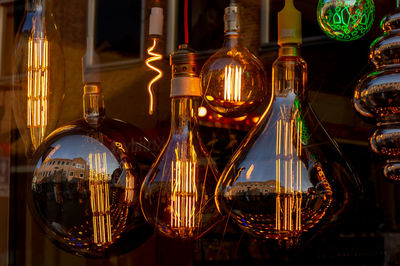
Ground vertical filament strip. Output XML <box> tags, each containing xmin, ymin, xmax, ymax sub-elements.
<box><xmin>145</xmin><ymin>38</ymin><xmax>163</xmax><ymax>115</ymax></box>
<box><xmin>171</xmin><ymin>160</ymin><xmax>197</xmax><ymax>231</ymax></box>
<box><xmin>275</xmin><ymin>106</ymin><xmax>303</xmax><ymax>234</ymax></box>
<box><xmin>224</xmin><ymin>65</ymin><xmax>242</xmax><ymax>102</ymax></box>
<box><xmin>89</xmin><ymin>152</ymin><xmax>112</xmax><ymax>245</ymax></box>
<box><xmin>27</xmin><ymin>36</ymin><xmax>48</xmax><ymax>149</ymax></box>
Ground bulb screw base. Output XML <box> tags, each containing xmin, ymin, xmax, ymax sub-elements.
<box><xmin>224</xmin><ymin>3</ymin><xmax>239</xmax><ymax>34</ymax></box>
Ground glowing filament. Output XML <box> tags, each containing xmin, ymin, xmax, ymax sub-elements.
<box><xmin>27</xmin><ymin>36</ymin><xmax>49</xmax><ymax>148</ymax></box>
<box><xmin>145</xmin><ymin>38</ymin><xmax>163</xmax><ymax>115</ymax></box>
<box><xmin>89</xmin><ymin>152</ymin><xmax>112</xmax><ymax>245</ymax></box>
<box><xmin>224</xmin><ymin>65</ymin><xmax>242</xmax><ymax>102</ymax></box>
<box><xmin>275</xmin><ymin>106</ymin><xmax>302</xmax><ymax>234</ymax></box>
<box><xmin>170</xmin><ymin>160</ymin><xmax>197</xmax><ymax>230</ymax></box>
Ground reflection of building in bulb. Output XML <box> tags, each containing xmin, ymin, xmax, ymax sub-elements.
<box><xmin>27</xmin><ymin>35</ymin><xmax>49</xmax><ymax>149</ymax></box>
<box><xmin>224</xmin><ymin>65</ymin><xmax>242</xmax><ymax>102</ymax></box>
<box><xmin>88</xmin><ymin>152</ymin><xmax>112</xmax><ymax>246</ymax></box>
<box><xmin>275</xmin><ymin>106</ymin><xmax>302</xmax><ymax>235</ymax></box>
<box><xmin>171</xmin><ymin>159</ymin><xmax>197</xmax><ymax>230</ymax></box>
<box><xmin>145</xmin><ymin>38</ymin><xmax>163</xmax><ymax>115</ymax></box>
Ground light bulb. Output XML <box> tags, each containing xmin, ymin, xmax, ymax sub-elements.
<box><xmin>140</xmin><ymin>45</ymin><xmax>221</xmax><ymax>240</ymax></box>
<box><xmin>216</xmin><ymin>3</ymin><xmax>360</xmax><ymax>247</ymax></box>
<box><xmin>145</xmin><ymin>7</ymin><xmax>164</xmax><ymax>115</ymax></box>
<box><xmin>28</xmin><ymin>83</ymin><xmax>155</xmax><ymax>257</ymax></box>
<box><xmin>200</xmin><ymin>2</ymin><xmax>268</xmax><ymax>117</ymax></box>
<box><xmin>354</xmin><ymin>9</ymin><xmax>400</xmax><ymax>181</ymax></box>
<box><xmin>317</xmin><ymin>0</ymin><xmax>375</xmax><ymax>41</ymax></box>
<box><xmin>13</xmin><ymin>0</ymin><xmax>65</xmax><ymax>156</ymax></box>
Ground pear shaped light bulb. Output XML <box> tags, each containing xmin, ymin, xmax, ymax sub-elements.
<box><xmin>317</xmin><ymin>0</ymin><xmax>375</xmax><ymax>41</ymax></box>
<box><xmin>13</xmin><ymin>0</ymin><xmax>65</xmax><ymax>156</ymax></box>
<box><xmin>140</xmin><ymin>45</ymin><xmax>221</xmax><ymax>240</ymax></box>
<box><xmin>200</xmin><ymin>2</ymin><xmax>268</xmax><ymax>117</ymax></box>
<box><xmin>215</xmin><ymin>0</ymin><xmax>360</xmax><ymax>247</ymax></box>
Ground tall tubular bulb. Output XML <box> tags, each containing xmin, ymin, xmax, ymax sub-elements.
<box><xmin>145</xmin><ymin>7</ymin><xmax>164</xmax><ymax>115</ymax></box>
<box><xmin>140</xmin><ymin>45</ymin><xmax>221</xmax><ymax>240</ymax></box>
<box><xmin>13</xmin><ymin>0</ymin><xmax>65</xmax><ymax>156</ymax></box>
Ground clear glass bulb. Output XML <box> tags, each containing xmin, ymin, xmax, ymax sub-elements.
<box><xmin>216</xmin><ymin>45</ymin><xmax>360</xmax><ymax>247</ymax></box>
<box><xmin>200</xmin><ymin>3</ymin><xmax>268</xmax><ymax>117</ymax></box>
<box><xmin>317</xmin><ymin>0</ymin><xmax>375</xmax><ymax>41</ymax></box>
<box><xmin>140</xmin><ymin>45</ymin><xmax>221</xmax><ymax>240</ymax></box>
<box><xmin>13</xmin><ymin>0</ymin><xmax>65</xmax><ymax>156</ymax></box>
<box><xmin>28</xmin><ymin>84</ymin><xmax>154</xmax><ymax>257</ymax></box>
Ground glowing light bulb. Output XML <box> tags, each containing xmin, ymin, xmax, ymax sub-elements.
<box><xmin>215</xmin><ymin>3</ymin><xmax>360</xmax><ymax>247</ymax></box>
<box><xmin>13</xmin><ymin>0</ymin><xmax>64</xmax><ymax>156</ymax></box>
<box><xmin>140</xmin><ymin>45</ymin><xmax>221</xmax><ymax>240</ymax></box>
<box><xmin>27</xmin><ymin>83</ymin><xmax>155</xmax><ymax>257</ymax></box>
<box><xmin>200</xmin><ymin>2</ymin><xmax>268</xmax><ymax>117</ymax></box>
<box><xmin>145</xmin><ymin>6</ymin><xmax>164</xmax><ymax>115</ymax></box>
<box><xmin>354</xmin><ymin>9</ymin><xmax>400</xmax><ymax>181</ymax></box>
<box><xmin>317</xmin><ymin>0</ymin><xmax>375</xmax><ymax>41</ymax></box>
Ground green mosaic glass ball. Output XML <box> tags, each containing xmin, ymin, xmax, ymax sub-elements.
<box><xmin>317</xmin><ymin>0</ymin><xmax>375</xmax><ymax>41</ymax></box>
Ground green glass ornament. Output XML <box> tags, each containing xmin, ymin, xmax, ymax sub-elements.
<box><xmin>317</xmin><ymin>0</ymin><xmax>375</xmax><ymax>41</ymax></box>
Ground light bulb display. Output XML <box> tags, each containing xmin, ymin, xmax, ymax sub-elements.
<box><xmin>317</xmin><ymin>0</ymin><xmax>375</xmax><ymax>41</ymax></box>
<box><xmin>200</xmin><ymin>2</ymin><xmax>268</xmax><ymax>117</ymax></box>
<box><xmin>140</xmin><ymin>45</ymin><xmax>221</xmax><ymax>240</ymax></box>
<box><xmin>27</xmin><ymin>84</ymin><xmax>155</xmax><ymax>257</ymax></box>
<box><xmin>354</xmin><ymin>9</ymin><xmax>400</xmax><ymax>181</ymax></box>
<box><xmin>215</xmin><ymin>2</ymin><xmax>360</xmax><ymax>246</ymax></box>
<box><xmin>13</xmin><ymin>0</ymin><xmax>64</xmax><ymax>156</ymax></box>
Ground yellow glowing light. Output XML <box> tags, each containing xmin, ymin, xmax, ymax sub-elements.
<box><xmin>246</xmin><ymin>164</ymin><xmax>254</xmax><ymax>180</ymax></box>
<box><xmin>198</xmin><ymin>106</ymin><xmax>207</xmax><ymax>117</ymax></box>
<box><xmin>88</xmin><ymin>152</ymin><xmax>112</xmax><ymax>245</ymax></box>
<box><xmin>27</xmin><ymin>35</ymin><xmax>49</xmax><ymax>149</ymax></box>
<box><xmin>233</xmin><ymin>115</ymin><xmax>247</xmax><ymax>122</ymax></box>
<box><xmin>275</xmin><ymin>106</ymin><xmax>302</xmax><ymax>233</ymax></box>
<box><xmin>145</xmin><ymin>38</ymin><xmax>163</xmax><ymax>115</ymax></box>
<box><xmin>224</xmin><ymin>65</ymin><xmax>242</xmax><ymax>102</ymax></box>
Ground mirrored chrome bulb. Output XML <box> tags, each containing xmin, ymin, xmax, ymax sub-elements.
<box><xmin>200</xmin><ymin>3</ymin><xmax>268</xmax><ymax>117</ymax></box>
<box><xmin>317</xmin><ymin>0</ymin><xmax>375</xmax><ymax>41</ymax></box>
<box><xmin>13</xmin><ymin>0</ymin><xmax>65</xmax><ymax>156</ymax></box>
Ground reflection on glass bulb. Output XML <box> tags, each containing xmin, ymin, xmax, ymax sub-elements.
<box><xmin>317</xmin><ymin>0</ymin><xmax>375</xmax><ymax>41</ymax></box>
<box><xmin>13</xmin><ymin>0</ymin><xmax>64</xmax><ymax>156</ymax></box>
<box><xmin>200</xmin><ymin>3</ymin><xmax>268</xmax><ymax>117</ymax></box>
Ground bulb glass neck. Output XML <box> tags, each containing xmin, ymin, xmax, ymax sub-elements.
<box><xmin>223</xmin><ymin>34</ymin><xmax>240</xmax><ymax>49</ymax></box>
<box><xmin>83</xmin><ymin>84</ymin><xmax>105</xmax><ymax>125</ymax></box>
<box><xmin>170</xmin><ymin>97</ymin><xmax>198</xmax><ymax>135</ymax></box>
<box><xmin>278</xmin><ymin>44</ymin><xmax>300</xmax><ymax>57</ymax></box>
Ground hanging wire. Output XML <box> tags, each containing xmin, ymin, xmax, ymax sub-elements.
<box><xmin>184</xmin><ymin>0</ymin><xmax>189</xmax><ymax>44</ymax></box>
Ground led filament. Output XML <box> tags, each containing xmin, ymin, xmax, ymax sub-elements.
<box><xmin>171</xmin><ymin>158</ymin><xmax>197</xmax><ymax>231</ymax></box>
<box><xmin>224</xmin><ymin>65</ymin><xmax>242</xmax><ymax>102</ymax></box>
<box><xmin>88</xmin><ymin>152</ymin><xmax>112</xmax><ymax>245</ymax></box>
<box><xmin>27</xmin><ymin>35</ymin><xmax>49</xmax><ymax>149</ymax></box>
<box><xmin>145</xmin><ymin>38</ymin><xmax>163</xmax><ymax>115</ymax></box>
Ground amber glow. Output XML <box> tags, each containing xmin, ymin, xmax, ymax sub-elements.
<box><xmin>224</xmin><ymin>65</ymin><xmax>242</xmax><ymax>102</ymax></box>
<box><xmin>275</xmin><ymin>106</ymin><xmax>302</xmax><ymax>234</ymax></box>
<box><xmin>88</xmin><ymin>152</ymin><xmax>112</xmax><ymax>245</ymax></box>
<box><xmin>27</xmin><ymin>35</ymin><xmax>49</xmax><ymax>149</ymax></box>
<box><xmin>145</xmin><ymin>38</ymin><xmax>163</xmax><ymax>115</ymax></box>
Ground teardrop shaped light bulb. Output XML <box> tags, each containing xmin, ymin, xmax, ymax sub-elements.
<box><xmin>13</xmin><ymin>0</ymin><xmax>65</xmax><ymax>156</ymax></box>
<box><xmin>317</xmin><ymin>0</ymin><xmax>375</xmax><ymax>41</ymax></box>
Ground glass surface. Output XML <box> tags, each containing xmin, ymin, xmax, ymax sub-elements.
<box><xmin>12</xmin><ymin>0</ymin><xmax>65</xmax><ymax>156</ymax></box>
<box><xmin>354</xmin><ymin>8</ymin><xmax>400</xmax><ymax>181</ymax></box>
<box><xmin>317</xmin><ymin>0</ymin><xmax>374</xmax><ymax>41</ymax></box>
<box><xmin>216</xmin><ymin>48</ymin><xmax>360</xmax><ymax>247</ymax></box>
<box><xmin>140</xmin><ymin>97</ymin><xmax>221</xmax><ymax>240</ymax></box>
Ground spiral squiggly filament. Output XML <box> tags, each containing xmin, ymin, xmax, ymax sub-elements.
<box><xmin>145</xmin><ymin>38</ymin><xmax>163</xmax><ymax>115</ymax></box>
